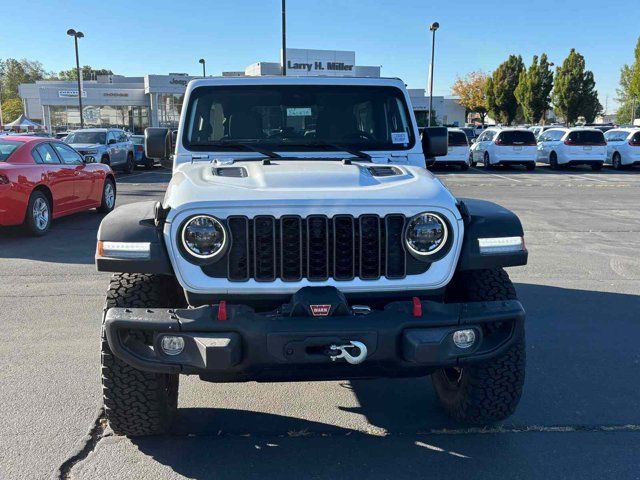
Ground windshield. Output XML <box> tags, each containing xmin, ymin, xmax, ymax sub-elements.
<box><xmin>183</xmin><ymin>85</ymin><xmax>415</xmax><ymax>152</ymax></box>
<box><xmin>65</xmin><ymin>131</ymin><xmax>106</xmax><ymax>145</ymax></box>
<box><xmin>0</xmin><ymin>140</ymin><xmax>23</xmax><ymax>161</ymax></box>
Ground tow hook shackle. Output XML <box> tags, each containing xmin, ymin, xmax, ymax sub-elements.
<box><xmin>328</xmin><ymin>341</ymin><xmax>368</xmax><ymax>365</ymax></box>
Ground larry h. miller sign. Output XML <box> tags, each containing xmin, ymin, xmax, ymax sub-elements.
<box><xmin>284</xmin><ymin>49</ymin><xmax>356</xmax><ymax>77</ymax></box>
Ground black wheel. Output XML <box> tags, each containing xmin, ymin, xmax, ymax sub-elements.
<box><xmin>433</xmin><ymin>268</ymin><xmax>526</xmax><ymax>425</ymax></box>
<box><xmin>469</xmin><ymin>153</ymin><xmax>477</xmax><ymax>168</ymax></box>
<box><xmin>612</xmin><ymin>153</ymin><xmax>623</xmax><ymax>170</ymax></box>
<box><xmin>525</xmin><ymin>162</ymin><xmax>536</xmax><ymax>171</ymax></box>
<box><xmin>101</xmin><ymin>155</ymin><xmax>110</xmax><ymax>166</ymax></box>
<box><xmin>549</xmin><ymin>152</ymin><xmax>559</xmax><ymax>169</ymax></box>
<box><xmin>24</xmin><ymin>190</ymin><xmax>51</xmax><ymax>236</ymax></box>
<box><xmin>123</xmin><ymin>153</ymin><xmax>135</xmax><ymax>174</ymax></box>
<box><xmin>101</xmin><ymin>273</ymin><xmax>185</xmax><ymax>436</ymax></box>
<box><xmin>483</xmin><ymin>152</ymin><xmax>492</xmax><ymax>170</ymax></box>
<box><xmin>591</xmin><ymin>162</ymin><xmax>603</xmax><ymax>171</ymax></box>
<box><xmin>460</xmin><ymin>162</ymin><xmax>469</xmax><ymax>171</ymax></box>
<box><xmin>97</xmin><ymin>178</ymin><xmax>116</xmax><ymax>213</ymax></box>
<box><xmin>144</xmin><ymin>157</ymin><xmax>154</xmax><ymax>170</ymax></box>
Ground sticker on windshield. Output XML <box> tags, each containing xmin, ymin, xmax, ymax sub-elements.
<box><xmin>391</xmin><ymin>132</ymin><xmax>409</xmax><ymax>144</ymax></box>
<box><xmin>286</xmin><ymin>107</ymin><xmax>312</xmax><ymax>117</ymax></box>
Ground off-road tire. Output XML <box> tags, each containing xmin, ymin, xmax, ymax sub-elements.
<box><xmin>434</xmin><ymin>268</ymin><xmax>525</xmax><ymax>425</ymax></box>
<box><xmin>97</xmin><ymin>178</ymin><xmax>116</xmax><ymax>213</ymax></box>
<box><xmin>101</xmin><ymin>273</ymin><xmax>183</xmax><ymax>436</ymax></box>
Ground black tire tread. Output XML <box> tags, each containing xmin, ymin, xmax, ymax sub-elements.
<box><xmin>101</xmin><ymin>273</ymin><xmax>180</xmax><ymax>436</ymax></box>
<box><xmin>97</xmin><ymin>178</ymin><xmax>115</xmax><ymax>213</ymax></box>
<box><xmin>434</xmin><ymin>268</ymin><xmax>525</xmax><ymax>425</ymax></box>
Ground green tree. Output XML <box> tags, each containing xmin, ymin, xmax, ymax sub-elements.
<box><xmin>553</xmin><ymin>49</ymin><xmax>602</xmax><ymax>125</ymax></box>
<box><xmin>485</xmin><ymin>76</ymin><xmax>496</xmax><ymax>121</ymax></box>
<box><xmin>0</xmin><ymin>58</ymin><xmax>49</xmax><ymax>100</ymax></box>
<box><xmin>616</xmin><ymin>38</ymin><xmax>640</xmax><ymax>124</ymax></box>
<box><xmin>514</xmin><ymin>54</ymin><xmax>554</xmax><ymax>124</ymax></box>
<box><xmin>486</xmin><ymin>55</ymin><xmax>524</xmax><ymax>124</ymax></box>
<box><xmin>1</xmin><ymin>98</ymin><xmax>24</xmax><ymax>123</ymax></box>
<box><xmin>54</xmin><ymin>66</ymin><xmax>113</xmax><ymax>81</ymax></box>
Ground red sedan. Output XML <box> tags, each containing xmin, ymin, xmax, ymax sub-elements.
<box><xmin>0</xmin><ymin>136</ymin><xmax>116</xmax><ymax>236</ymax></box>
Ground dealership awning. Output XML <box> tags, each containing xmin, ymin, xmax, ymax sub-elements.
<box><xmin>4</xmin><ymin>114</ymin><xmax>42</xmax><ymax>129</ymax></box>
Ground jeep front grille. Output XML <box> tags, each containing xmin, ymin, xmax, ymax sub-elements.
<box><xmin>201</xmin><ymin>214</ymin><xmax>430</xmax><ymax>282</ymax></box>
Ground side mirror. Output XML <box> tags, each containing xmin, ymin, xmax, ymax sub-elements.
<box><xmin>145</xmin><ymin>127</ymin><xmax>173</xmax><ymax>169</ymax></box>
<box><xmin>471</xmin><ymin>138</ymin><xmax>477</xmax><ymax>144</ymax></box>
<box><xmin>108</xmin><ymin>138</ymin><xmax>116</xmax><ymax>145</ymax></box>
<box><xmin>421</xmin><ymin>127</ymin><xmax>448</xmax><ymax>160</ymax></box>
<box><xmin>83</xmin><ymin>156</ymin><xmax>95</xmax><ymax>164</ymax></box>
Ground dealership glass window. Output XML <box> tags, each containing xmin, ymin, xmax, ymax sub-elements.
<box><xmin>48</xmin><ymin>105</ymin><xmax>149</xmax><ymax>134</ymax></box>
<box><xmin>158</xmin><ymin>93</ymin><xmax>185</xmax><ymax>129</ymax></box>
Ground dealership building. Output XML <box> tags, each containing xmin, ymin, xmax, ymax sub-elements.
<box><xmin>18</xmin><ymin>48</ymin><xmax>465</xmax><ymax>134</ymax></box>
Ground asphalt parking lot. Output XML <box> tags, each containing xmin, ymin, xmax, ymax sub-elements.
<box><xmin>1</xmin><ymin>164</ymin><xmax>640</xmax><ymax>479</ymax></box>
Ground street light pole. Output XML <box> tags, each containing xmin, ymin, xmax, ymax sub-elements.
<box><xmin>67</xmin><ymin>29</ymin><xmax>85</xmax><ymax>129</ymax></box>
<box><xmin>281</xmin><ymin>0</ymin><xmax>287</xmax><ymax>76</ymax></box>
<box><xmin>199</xmin><ymin>58</ymin><xmax>206</xmax><ymax>78</ymax></box>
<box><xmin>427</xmin><ymin>22</ymin><xmax>439</xmax><ymax>127</ymax></box>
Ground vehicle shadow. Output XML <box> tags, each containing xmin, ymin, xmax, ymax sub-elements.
<box><xmin>0</xmin><ymin>211</ymin><xmax>104</xmax><ymax>265</ymax></box>
<box><xmin>129</xmin><ymin>283</ymin><xmax>640</xmax><ymax>479</ymax></box>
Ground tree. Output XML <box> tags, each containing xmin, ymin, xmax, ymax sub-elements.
<box><xmin>514</xmin><ymin>54</ymin><xmax>554</xmax><ymax>124</ymax></box>
<box><xmin>0</xmin><ymin>58</ymin><xmax>49</xmax><ymax>100</ymax></box>
<box><xmin>1</xmin><ymin>98</ymin><xmax>24</xmax><ymax>123</ymax></box>
<box><xmin>616</xmin><ymin>38</ymin><xmax>640</xmax><ymax>124</ymax></box>
<box><xmin>486</xmin><ymin>55</ymin><xmax>524</xmax><ymax>124</ymax></box>
<box><xmin>54</xmin><ymin>66</ymin><xmax>113</xmax><ymax>81</ymax></box>
<box><xmin>451</xmin><ymin>71</ymin><xmax>489</xmax><ymax>125</ymax></box>
<box><xmin>553</xmin><ymin>49</ymin><xmax>602</xmax><ymax>125</ymax></box>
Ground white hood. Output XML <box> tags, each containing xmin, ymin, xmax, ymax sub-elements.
<box><xmin>164</xmin><ymin>159</ymin><xmax>458</xmax><ymax>212</ymax></box>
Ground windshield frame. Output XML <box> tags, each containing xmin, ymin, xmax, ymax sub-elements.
<box><xmin>181</xmin><ymin>84</ymin><xmax>417</xmax><ymax>154</ymax></box>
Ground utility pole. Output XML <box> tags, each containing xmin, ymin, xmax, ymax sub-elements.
<box><xmin>428</xmin><ymin>22</ymin><xmax>439</xmax><ymax>127</ymax></box>
<box><xmin>67</xmin><ymin>29</ymin><xmax>85</xmax><ymax>128</ymax></box>
<box><xmin>281</xmin><ymin>0</ymin><xmax>287</xmax><ymax>76</ymax></box>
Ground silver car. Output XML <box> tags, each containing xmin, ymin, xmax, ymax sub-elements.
<box><xmin>65</xmin><ymin>128</ymin><xmax>135</xmax><ymax>173</ymax></box>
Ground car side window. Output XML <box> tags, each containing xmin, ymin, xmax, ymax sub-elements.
<box><xmin>35</xmin><ymin>143</ymin><xmax>61</xmax><ymax>165</ymax></box>
<box><xmin>107</xmin><ymin>132</ymin><xmax>117</xmax><ymax>145</ymax></box>
<box><xmin>52</xmin><ymin>143</ymin><xmax>83</xmax><ymax>165</ymax></box>
<box><xmin>485</xmin><ymin>131</ymin><xmax>495</xmax><ymax>141</ymax></box>
<box><xmin>604</xmin><ymin>131</ymin><xmax>615</xmax><ymax>141</ymax></box>
<box><xmin>117</xmin><ymin>132</ymin><xmax>128</xmax><ymax>143</ymax></box>
<box><xmin>539</xmin><ymin>133</ymin><xmax>548</xmax><ymax>142</ymax></box>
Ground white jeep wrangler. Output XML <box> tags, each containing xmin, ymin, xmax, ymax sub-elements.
<box><xmin>96</xmin><ymin>76</ymin><xmax>528</xmax><ymax>436</ymax></box>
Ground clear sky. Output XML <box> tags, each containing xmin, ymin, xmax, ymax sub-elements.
<box><xmin>1</xmin><ymin>0</ymin><xmax>637</xmax><ymax>112</ymax></box>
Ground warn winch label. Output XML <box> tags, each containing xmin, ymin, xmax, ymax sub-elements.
<box><xmin>310</xmin><ymin>305</ymin><xmax>331</xmax><ymax>316</ymax></box>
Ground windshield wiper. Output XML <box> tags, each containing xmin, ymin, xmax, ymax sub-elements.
<box><xmin>192</xmin><ymin>140</ymin><xmax>281</xmax><ymax>158</ymax></box>
<box><xmin>272</xmin><ymin>141</ymin><xmax>372</xmax><ymax>161</ymax></box>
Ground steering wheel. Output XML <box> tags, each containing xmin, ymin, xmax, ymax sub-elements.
<box><xmin>342</xmin><ymin>131</ymin><xmax>375</xmax><ymax>141</ymax></box>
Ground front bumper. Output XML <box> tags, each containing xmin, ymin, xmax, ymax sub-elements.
<box><xmin>103</xmin><ymin>298</ymin><xmax>525</xmax><ymax>382</ymax></box>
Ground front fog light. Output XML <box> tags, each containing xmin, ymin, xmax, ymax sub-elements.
<box><xmin>161</xmin><ymin>335</ymin><xmax>185</xmax><ymax>356</ymax></box>
<box><xmin>452</xmin><ymin>329</ymin><xmax>476</xmax><ymax>349</ymax></box>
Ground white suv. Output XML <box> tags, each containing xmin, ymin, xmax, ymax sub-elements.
<box><xmin>430</xmin><ymin>128</ymin><xmax>470</xmax><ymax>170</ymax></box>
<box><xmin>536</xmin><ymin>128</ymin><xmax>605</xmax><ymax>170</ymax></box>
<box><xmin>470</xmin><ymin>128</ymin><xmax>537</xmax><ymax>170</ymax></box>
<box><xmin>604</xmin><ymin>128</ymin><xmax>640</xmax><ymax>170</ymax></box>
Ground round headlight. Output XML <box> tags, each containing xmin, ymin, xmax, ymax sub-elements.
<box><xmin>181</xmin><ymin>215</ymin><xmax>227</xmax><ymax>260</ymax></box>
<box><xmin>405</xmin><ymin>212</ymin><xmax>448</xmax><ymax>257</ymax></box>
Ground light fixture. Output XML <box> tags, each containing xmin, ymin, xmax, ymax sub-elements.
<box><xmin>478</xmin><ymin>236</ymin><xmax>525</xmax><ymax>255</ymax></box>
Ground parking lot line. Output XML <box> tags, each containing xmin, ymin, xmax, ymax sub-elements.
<box><xmin>470</xmin><ymin>167</ymin><xmax>523</xmax><ymax>182</ymax></box>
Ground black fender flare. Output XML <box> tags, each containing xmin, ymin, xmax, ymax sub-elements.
<box><xmin>96</xmin><ymin>201</ymin><xmax>173</xmax><ymax>275</ymax></box>
<box><xmin>456</xmin><ymin>198</ymin><xmax>528</xmax><ymax>271</ymax></box>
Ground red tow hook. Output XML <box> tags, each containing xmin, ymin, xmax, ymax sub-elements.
<box><xmin>217</xmin><ymin>301</ymin><xmax>227</xmax><ymax>321</ymax></box>
<box><xmin>412</xmin><ymin>297</ymin><xmax>423</xmax><ymax>317</ymax></box>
